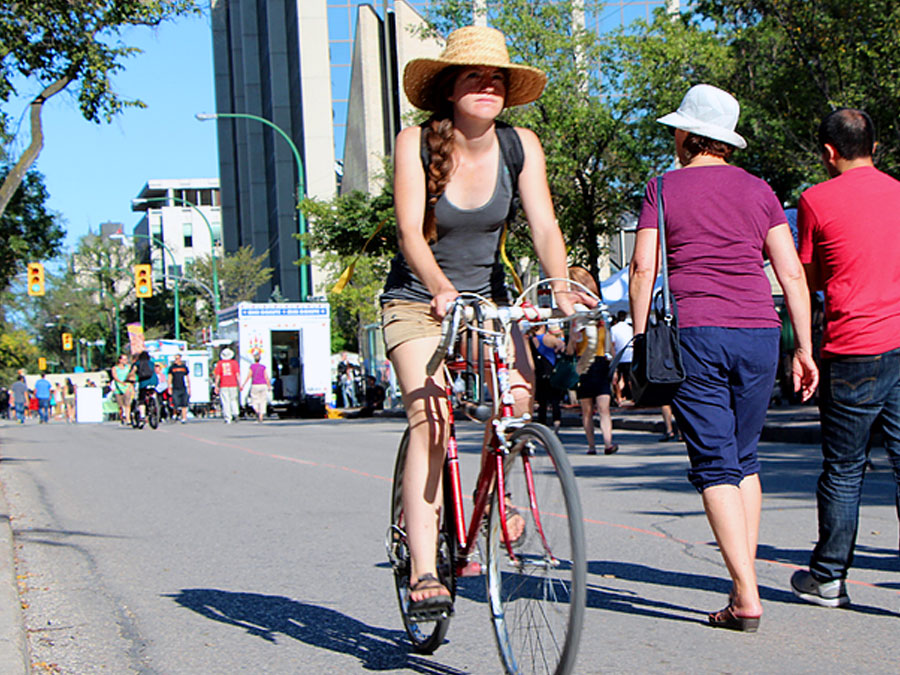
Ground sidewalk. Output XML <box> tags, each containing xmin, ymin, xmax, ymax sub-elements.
<box><xmin>377</xmin><ymin>403</ymin><xmax>823</xmax><ymax>445</ymax></box>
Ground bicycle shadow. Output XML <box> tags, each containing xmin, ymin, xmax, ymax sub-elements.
<box><xmin>452</xmin><ymin>566</ymin><xmax>703</xmax><ymax>626</ymax></box>
<box><xmin>166</xmin><ymin>588</ymin><xmax>467</xmax><ymax>674</ymax></box>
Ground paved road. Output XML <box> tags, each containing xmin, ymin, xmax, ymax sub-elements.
<box><xmin>0</xmin><ymin>417</ymin><xmax>898</xmax><ymax>673</ymax></box>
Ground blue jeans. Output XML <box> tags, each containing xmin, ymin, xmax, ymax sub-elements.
<box><xmin>672</xmin><ymin>327</ymin><xmax>779</xmax><ymax>492</ymax></box>
<box><xmin>809</xmin><ymin>346</ymin><xmax>900</xmax><ymax>582</ymax></box>
<box><xmin>38</xmin><ymin>398</ymin><xmax>50</xmax><ymax>423</ymax></box>
<box><xmin>14</xmin><ymin>402</ymin><xmax>24</xmax><ymax>423</ymax></box>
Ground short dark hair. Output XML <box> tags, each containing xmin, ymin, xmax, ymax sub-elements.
<box><xmin>682</xmin><ymin>133</ymin><xmax>735</xmax><ymax>162</ymax></box>
<box><xmin>818</xmin><ymin>108</ymin><xmax>875</xmax><ymax>160</ymax></box>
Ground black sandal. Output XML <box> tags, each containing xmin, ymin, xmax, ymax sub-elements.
<box><xmin>408</xmin><ymin>574</ymin><xmax>452</xmax><ymax>621</ymax></box>
<box><xmin>708</xmin><ymin>605</ymin><xmax>760</xmax><ymax>632</ymax></box>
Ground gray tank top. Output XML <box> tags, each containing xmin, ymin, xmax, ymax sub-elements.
<box><xmin>381</xmin><ymin>155</ymin><xmax>513</xmax><ymax>304</ymax></box>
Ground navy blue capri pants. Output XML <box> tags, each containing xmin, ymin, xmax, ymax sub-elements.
<box><xmin>672</xmin><ymin>327</ymin><xmax>780</xmax><ymax>492</ymax></box>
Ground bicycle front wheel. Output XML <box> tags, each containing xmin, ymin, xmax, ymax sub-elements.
<box><xmin>486</xmin><ymin>423</ymin><xmax>586</xmax><ymax>675</ymax></box>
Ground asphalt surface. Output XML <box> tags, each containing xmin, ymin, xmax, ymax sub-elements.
<box><xmin>0</xmin><ymin>410</ymin><xmax>897</xmax><ymax>673</ymax></box>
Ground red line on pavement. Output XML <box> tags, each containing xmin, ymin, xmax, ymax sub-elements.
<box><xmin>165</xmin><ymin>429</ymin><xmax>898</xmax><ymax>596</ymax></box>
<box><xmin>167</xmin><ymin>429</ymin><xmax>392</xmax><ymax>482</ymax></box>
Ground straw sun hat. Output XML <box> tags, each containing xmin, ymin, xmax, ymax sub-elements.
<box><xmin>403</xmin><ymin>25</ymin><xmax>547</xmax><ymax>112</ymax></box>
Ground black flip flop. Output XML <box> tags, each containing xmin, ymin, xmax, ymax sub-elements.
<box><xmin>708</xmin><ymin>605</ymin><xmax>760</xmax><ymax>632</ymax></box>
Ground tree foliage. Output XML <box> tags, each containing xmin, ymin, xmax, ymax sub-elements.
<box><xmin>0</xmin><ymin>0</ymin><xmax>201</xmax><ymax>218</ymax></box>
<box><xmin>0</xmin><ymin>166</ymin><xmax>64</xmax><ymax>294</ymax></box>
<box><xmin>301</xmin><ymin>178</ymin><xmax>396</xmax><ymax>352</ymax></box>
<box><xmin>190</xmin><ymin>245</ymin><xmax>275</xmax><ymax>311</ymax></box>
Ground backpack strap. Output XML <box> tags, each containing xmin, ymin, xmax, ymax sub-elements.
<box><xmin>419</xmin><ymin>120</ymin><xmax>525</xmax><ymax>220</ymax></box>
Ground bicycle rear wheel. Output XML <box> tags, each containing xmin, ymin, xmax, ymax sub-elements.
<box><xmin>387</xmin><ymin>427</ymin><xmax>455</xmax><ymax>654</ymax></box>
<box><xmin>486</xmin><ymin>423</ymin><xmax>586</xmax><ymax>675</ymax></box>
<box><xmin>147</xmin><ymin>396</ymin><xmax>159</xmax><ymax>429</ymax></box>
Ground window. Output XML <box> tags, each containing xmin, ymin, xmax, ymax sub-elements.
<box><xmin>183</xmin><ymin>223</ymin><xmax>193</xmax><ymax>248</ymax></box>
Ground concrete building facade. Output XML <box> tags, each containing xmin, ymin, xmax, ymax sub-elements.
<box><xmin>130</xmin><ymin>179</ymin><xmax>223</xmax><ymax>288</ymax></box>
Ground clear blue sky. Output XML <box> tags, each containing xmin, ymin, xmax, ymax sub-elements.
<box><xmin>7</xmin><ymin>13</ymin><xmax>218</xmax><ymax>252</ymax></box>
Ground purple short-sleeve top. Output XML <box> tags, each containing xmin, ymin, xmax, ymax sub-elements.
<box><xmin>636</xmin><ymin>164</ymin><xmax>786</xmax><ymax>329</ymax></box>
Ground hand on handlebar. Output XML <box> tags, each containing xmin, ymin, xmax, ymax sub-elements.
<box><xmin>554</xmin><ymin>289</ymin><xmax>598</xmax><ymax>316</ymax></box>
<box><xmin>430</xmin><ymin>287</ymin><xmax>459</xmax><ymax>321</ymax></box>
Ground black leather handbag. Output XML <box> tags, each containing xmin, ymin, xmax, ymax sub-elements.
<box><xmin>629</xmin><ymin>175</ymin><xmax>685</xmax><ymax>407</ymax></box>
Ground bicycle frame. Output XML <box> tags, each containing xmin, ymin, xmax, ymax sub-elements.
<box><xmin>440</xmin><ymin>302</ymin><xmax>554</xmax><ymax>572</ymax></box>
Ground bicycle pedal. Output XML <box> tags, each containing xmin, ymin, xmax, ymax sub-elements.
<box><xmin>458</xmin><ymin>560</ymin><xmax>483</xmax><ymax>577</ymax></box>
<box><xmin>408</xmin><ymin>606</ymin><xmax>453</xmax><ymax>623</ymax></box>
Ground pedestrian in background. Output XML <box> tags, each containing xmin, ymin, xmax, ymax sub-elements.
<box><xmin>241</xmin><ymin>351</ymin><xmax>270</xmax><ymax>423</ymax></box>
<box><xmin>34</xmin><ymin>373</ymin><xmax>51</xmax><ymax>424</ymax></box>
<box><xmin>790</xmin><ymin>109</ymin><xmax>900</xmax><ymax>608</ymax></box>
<box><xmin>630</xmin><ymin>84</ymin><xmax>818</xmax><ymax>631</ymax></box>
<box><xmin>530</xmin><ymin>321</ymin><xmax>565</xmax><ymax>433</ymax></box>
<box><xmin>167</xmin><ymin>353</ymin><xmax>191</xmax><ymax>424</ymax></box>
<box><xmin>63</xmin><ymin>378</ymin><xmax>76</xmax><ymax>423</ymax></box>
<box><xmin>214</xmin><ymin>347</ymin><xmax>240</xmax><ymax>423</ymax></box>
<box><xmin>11</xmin><ymin>376</ymin><xmax>27</xmax><ymax>424</ymax></box>
<box><xmin>610</xmin><ymin>311</ymin><xmax>633</xmax><ymax>406</ymax></box>
<box><xmin>111</xmin><ymin>354</ymin><xmax>134</xmax><ymax>425</ymax></box>
<box><xmin>568</xmin><ymin>265</ymin><xmax>617</xmax><ymax>456</ymax></box>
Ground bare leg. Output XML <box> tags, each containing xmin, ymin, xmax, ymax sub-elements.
<box><xmin>597</xmin><ymin>394</ymin><xmax>613</xmax><ymax>448</ymax></box>
<box><xmin>391</xmin><ymin>336</ymin><xmax>451</xmax><ymax>604</ymax></box>
<box><xmin>702</xmin><ymin>483</ymin><xmax>763</xmax><ymax>617</ymax></box>
<box><xmin>580</xmin><ymin>398</ymin><xmax>596</xmax><ymax>453</ymax></box>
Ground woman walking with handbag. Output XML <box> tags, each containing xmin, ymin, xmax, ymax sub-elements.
<box><xmin>629</xmin><ymin>85</ymin><xmax>818</xmax><ymax>631</ymax></box>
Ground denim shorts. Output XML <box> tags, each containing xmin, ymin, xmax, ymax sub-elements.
<box><xmin>672</xmin><ymin>326</ymin><xmax>780</xmax><ymax>492</ymax></box>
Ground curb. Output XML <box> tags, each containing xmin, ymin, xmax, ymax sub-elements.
<box><xmin>0</xmin><ymin>480</ymin><xmax>29</xmax><ymax>674</ymax></box>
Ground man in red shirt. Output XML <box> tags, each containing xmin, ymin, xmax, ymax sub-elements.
<box><xmin>213</xmin><ymin>347</ymin><xmax>241</xmax><ymax>423</ymax></box>
<box><xmin>791</xmin><ymin>108</ymin><xmax>900</xmax><ymax>608</ymax></box>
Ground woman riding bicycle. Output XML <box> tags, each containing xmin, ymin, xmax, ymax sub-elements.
<box><xmin>382</xmin><ymin>25</ymin><xmax>577</xmax><ymax>618</ymax></box>
<box><xmin>131</xmin><ymin>351</ymin><xmax>158</xmax><ymax>422</ymax></box>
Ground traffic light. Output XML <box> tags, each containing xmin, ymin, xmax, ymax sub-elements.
<box><xmin>27</xmin><ymin>262</ymin><xmax>45</xmax><ymax>296</ymax></box>
<box><xmin>62</xmin><ymin>333</ymin><xmax>73</xmax><ymax>351</ymax></box>
<box><xmin>38</xmin><ymin>357</ymin><xmax>47</xmax><ymax>371</ymax></box>
<box><xmin>134</xmin><ymin>264</ymin><xmax>153</xmax><ymax>298</ymax></box>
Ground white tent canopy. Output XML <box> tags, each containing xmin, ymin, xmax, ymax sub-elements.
<box><xmin>599</xmin><ymin>267</ymin><xmax>663</xmax><ymax>316</ymax></box>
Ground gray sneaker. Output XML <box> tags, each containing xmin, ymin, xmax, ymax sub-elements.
<box><xmin>790</xmin><ymin>570</ymin><xmax>849</xmax><ymax>607</ymax></box>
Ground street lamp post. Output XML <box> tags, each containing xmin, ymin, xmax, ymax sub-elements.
<box><xmin>112</xmin><ymin>233</ymin><xmax>181</xmax><ymax>340</ymax></box>
<box><xmin>132</xmin><ymin>195</ymin><xmax>220</xmax><ymax>327</ymax></box>
<box><xmin>195</xmin><ymin>111</ymin><xmax>311</xmax><ymax>300</ymax></box>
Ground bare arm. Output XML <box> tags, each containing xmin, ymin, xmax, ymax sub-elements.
<box><xmin>766</xmin><ymin>223</ymin><xmax>819</xmax><ymax>401</ymax></box>
<box><xmin>393</xmin><ymin>125</ymin><xmax>457</xmax><ymax>319</ymax></box>
<box><xmin>629</xmin><ymin>228</ymin><xmax>660</xmax><ymax>335</ymax></box>
<box><xmin>516</xmin><ymin>128</ymin><xmax>579</xmax><ymax>316</ymax></box>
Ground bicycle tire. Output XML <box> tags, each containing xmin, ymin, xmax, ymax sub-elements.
<box><xmin>387</xmin><ymin>427</ymin><xmax>455</xmax><ymax>654</ymax></box>
<box><xmin>130</xmin><ymin>400</ymin><xmax>141</xmax><ymax>429</ymax></box>
<box><xmin>147</xmin><ymin>396</ymin><xmax>159</xmax><ymax>430</ymax></box>
<box><xmin>486</xmin><ymin>423</ymin><xmax>586</xmax><ymax>675</ymax></box>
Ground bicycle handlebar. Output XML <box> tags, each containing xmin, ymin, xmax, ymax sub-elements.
<box><xmin>425</xmin><ymin>298</ymin><xmax>607</xmax><ymax>377</ymax></box>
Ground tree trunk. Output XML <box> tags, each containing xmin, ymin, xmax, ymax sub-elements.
<box><xmin>0</xmin><ymin>75</ymin><xmax>72</xmax><ymax>220</ymax></box>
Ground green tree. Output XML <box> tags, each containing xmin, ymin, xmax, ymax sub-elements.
<box><xmin>301</xmin><ymin>185</ymin><xmax>396</xmax><ymax>352</ymax></box>
<box><xmin>190</xmin><ymin>245</ymin><xmax>275</xmax><ymax>310</ymax></box>
<box><xmin>0</xmin><ymin>166</ymin><xmax>64</xmax><ymax>294</ymax></box>
<box><xmin>0</xmin><ymin>0</ymin><xmax>200</xmax><ymax>218</ymax></box>
<box><xmin>689</xmin><ymin>0</ymin><xmax>900</xmax><ymax>200</ymax></box>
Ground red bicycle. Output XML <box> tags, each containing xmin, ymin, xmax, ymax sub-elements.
<box><xmin>387</xmin><ymin>291</ymin><xmax>603</xmax><ymax>674</ymax></box>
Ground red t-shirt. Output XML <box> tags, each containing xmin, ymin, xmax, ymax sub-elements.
<box><xmin>214</xmin><ymin>359</ymin><xmax>240</xmax><ymax>388</ymax></box>
<box><xmin>798</xmin><ymin>165</ymin><xmax>900</xmax><ymax>357</ymax></box>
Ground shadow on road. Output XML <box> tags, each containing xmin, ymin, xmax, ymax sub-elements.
<box><xmin>166</xmin><ymin>588</ymin><xmax>467</xmax><ymax>674</ymax></box>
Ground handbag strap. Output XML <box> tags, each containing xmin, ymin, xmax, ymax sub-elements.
<box><xmin>656</xmin><ymin>175</ymin><xmax>674</xmax><ymax>325</ymax></box>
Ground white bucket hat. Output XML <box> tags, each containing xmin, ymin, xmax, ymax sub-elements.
<box><xmin>220</xmin><ymin>348</ymin><xmax>234</xmax><ymax>360</ymax></box>
<box><xmin>657</xmin><ymin>84</ymin><xmax>747</xmax><ymax>149</ymax></box>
